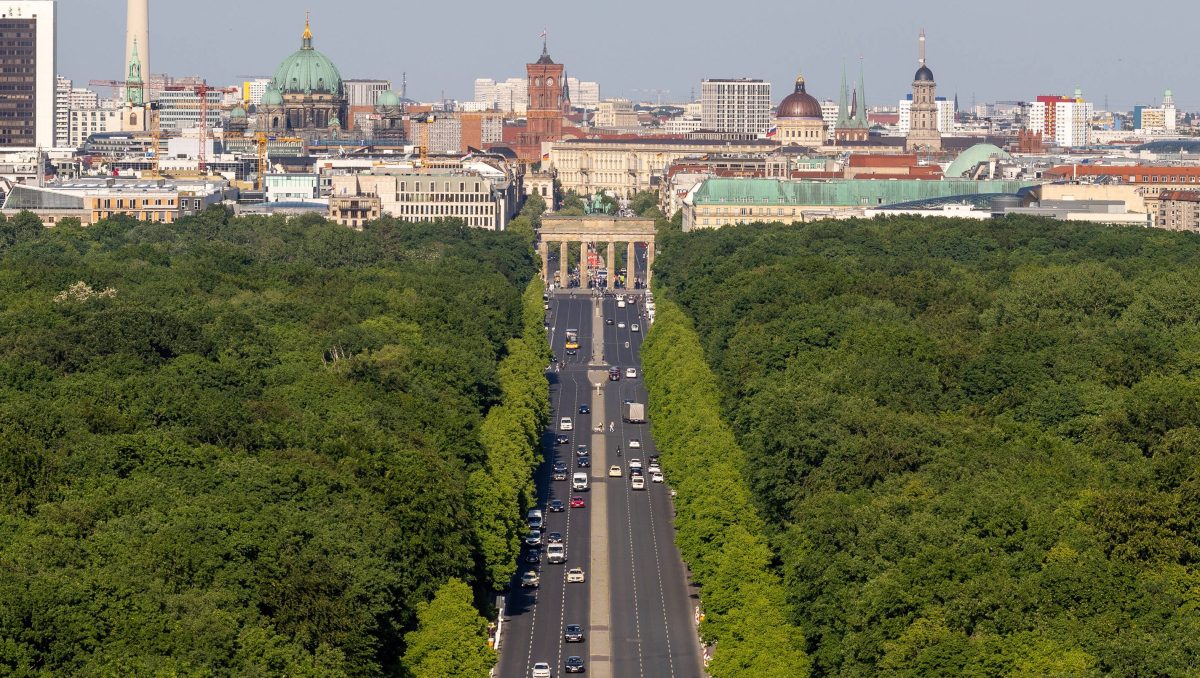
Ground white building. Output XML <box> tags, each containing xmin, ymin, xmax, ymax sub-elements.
<box><xmin>820</xmin><ymin>100</ymin><xmax>839</xmax><ymax>140</ymax></box>
<box><xmin>156</xmin><ymin>89</ymin><xmax>225</xmax><ymax>131</ymax></box>
<box><xmin>70</xmin><ymin>88</ymin><xmax>99</xmax><ymax>110</ymax></box>
<box><xmin>55</xmin><ymin>75</ymin><xmax>71</xmax><ymax>147</ymax></box>
<box><xmin>0</xmin><ymin>2</ymin><xmax>56</xmax><ymax>149</ymax></box>
<box><xmin>473</xmin><ymin>78</ymin><xmax>496</xmax><ymax>106</ymax></box>
<box><xmin>567</xmin><ymin>78</ymin><xmax>599</xmax><ymax>108</ymax></box>
<box><xmin>473</xmin><ymin>77</ymin><xmax>530</xmax><ymax>113</ymax></box>
<box><xmin>241</xmin><ymin>78</ymin><xmax>273</xmax><ymax>107</ymax></box>
<box><xmin>701</xmin><ymin>79</ymin><xmax>771</xmax><ymax>136</ymax></box>
<box><xmin>663</xmin><ymin>116</ymin><xmax>702</xmax><ymax>134</ymax></box>
<box><xmin>898</xmin><ymin>97</ymin><xmax>955</xmax><ymax>134</ymax></box>
<box><xmin>344</xmin><ymin>79</ymin><xmax>391</xmax><ymax>108</ymax></box>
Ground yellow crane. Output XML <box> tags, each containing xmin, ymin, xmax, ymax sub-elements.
<box><xmin>255</xmin><ymin>132</ymin><xmax>303</xmax><ymax>192</ymax></box>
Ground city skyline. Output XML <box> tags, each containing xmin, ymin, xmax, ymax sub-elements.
<box><xmin>55</xmin><ymin>0</ymin><xmax>1200</xmax><ymax>111</ymax></box>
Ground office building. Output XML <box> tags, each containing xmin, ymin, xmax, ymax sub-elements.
<box><xmin>701</xmin><ymin>78</ymin><xmax>771</xmax><ymax>136</ymax></box>
<box><xmin>330</xmin><ymin>165</ymin><xmax>520</xmax><ymax>231</ymax></box>
<box><xmin>567</xmin><ymin>78</ymin><xmax>599</xmax><ymax>108</ymax></box>
<box><xmin>241</xmin><ymin>78</ymin><xmax>272</xmax><ymax>106</ymax></box>
<box><xmin>0</xmin><ymin>2</ymin><xmax>57</xmax><ymax>148</ymax></box>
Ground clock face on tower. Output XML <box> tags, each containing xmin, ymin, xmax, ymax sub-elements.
<box><xmin>547</xmin><ymin>77</ymin><xmax>555</xmax><ymax>87</ymax></box>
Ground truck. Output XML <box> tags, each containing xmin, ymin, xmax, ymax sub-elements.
<box><xmin>622</xmin><ymin>402</ymin><xmax>646</xmax><ymax>424</ymax></box>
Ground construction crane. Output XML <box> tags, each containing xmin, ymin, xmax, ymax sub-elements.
<box><xmin>147</xmin><ymin>102</ymin><xmax>162</xmax><ymax>178</ymax></box>
<box><xmin>162</xmin><ymin>82</ymin><xmax>239</xmax><ymax>173</ymax></box>
<box><xmin>411</xmin><ymin>113</ymin><xmax>434</xmax><ymax>167</ymax></box>
<box><xmin>254</xmin><ymin>132</ymin><xmax>303</xmax><ymax>191</ymax></box>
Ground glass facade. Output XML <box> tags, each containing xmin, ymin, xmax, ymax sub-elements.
<box><xmin>0</xmin><ymin>18</ymin><xmax>37</xmax><ymax>146</ymax></box>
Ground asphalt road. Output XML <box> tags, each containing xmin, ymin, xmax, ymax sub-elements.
<box><xmin>497</xmin><ymin>290</ymin><xmax>703</xmax><ymax>678</ymax></box>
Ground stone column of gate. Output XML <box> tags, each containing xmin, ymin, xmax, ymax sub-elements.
<box><xmin>579</xmin><ymin>241</ymin><xmax>589</xmax><ymax>290</ymax></box>
<box><xmin>559</xmin><ymin>240</ymin><xmax>568</xmax><ymax>290</ymax></box>
<box><xmin>606</xmin><ymin>242</ymin><xmax>615</xmax><ymax>290</ymax></box>
<box><xmin>626</xmin><ymin>241</ymin><xmax>636</xmax><ymax>290</ymax></box>
<box><xmin>646</xmin><ymin>240</ymin><xmax>655</xmax><ymax>288</ymax></box>
<box><xmin>539</xmin><ymin>241</ymin><xmax>549</xmax><ymax>284</ymax></box>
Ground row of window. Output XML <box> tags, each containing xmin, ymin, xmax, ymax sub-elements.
<box><xmin>96</xmin><ymin>198</ymin><xmax>176</xmax><ymax>209</ymax></box>
<box><xmin>395</xmin><ymin>204</ymin><xmax>493</xmax><ymax>216</ymax></box>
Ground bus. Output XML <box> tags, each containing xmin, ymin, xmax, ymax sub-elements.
<box><xmin>564</xmin><ymin>329</ymin><xmax>579</xmax><ymax>350</ymax></box>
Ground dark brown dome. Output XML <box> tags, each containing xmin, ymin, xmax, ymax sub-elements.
<box><xmin>777</xmin><ymin>75</ymin><xmax>822</xmax><ymax>119</ymax></box>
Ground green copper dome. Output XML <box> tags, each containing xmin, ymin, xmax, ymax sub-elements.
<box><xmin>230</xmin><ymin>105</ymin><xmax>247</xmax><ymax>119</ymax></box>
<box><xmin>273</xmin><ymin>18</ymin><xmax>343</xmax><ymax>96</ymax></box>
<box><xmin>261</xmin><ymin>82</ymin><xmax>283</xmax><ymax>107</ymax></box>
<box><xmin>376</xmin><ymin>89</ymin><xmax>400</xmax><ymax>109</ymax></box>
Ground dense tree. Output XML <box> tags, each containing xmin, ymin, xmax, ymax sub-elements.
<box><xmin>401</xmin><ymin>578</ymin><xmax>495</xmax><ymax>678</ymax></box>
<box><xmin>649</xmin><ymin>216</ymin><xmax>1200</xmax><ymax>676</ymax></box>
<box><xmin>0</xmin><ymin>215</ymin><xmax>536</xmax><ymax>674</ymax></box>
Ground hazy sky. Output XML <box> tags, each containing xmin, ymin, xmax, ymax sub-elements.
<box><xmin>58</xmin><ymin>0</ymin><xmax>1199</xmax><ymax>111</ymax></box>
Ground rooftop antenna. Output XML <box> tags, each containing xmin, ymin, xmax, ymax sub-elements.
<box><xmin>919</xmin><ymin>28</ymin><xmax>926</xmax><ymax>66</ymax></box>
<box><xmin>402</xmin><ymin>72</ymin><xmax>407</xmax><ymax>100</ymax></box>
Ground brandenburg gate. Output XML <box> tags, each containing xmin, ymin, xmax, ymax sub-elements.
<box><xmin>538</xmin><ymin>215</ymin><xmax>657</xmax><ymax>290</ymax></box>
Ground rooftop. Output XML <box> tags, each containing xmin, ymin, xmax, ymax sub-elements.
<box><xmin>691</xmin><ymin>177</ymin><xmax>1036</xmax><ymax>208</ymax></box>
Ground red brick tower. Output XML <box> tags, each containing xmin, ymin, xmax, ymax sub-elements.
<box><xmin>518</xmin><ymin>38</ymin><xmax>565</xmax><ymax>161</ymax></box>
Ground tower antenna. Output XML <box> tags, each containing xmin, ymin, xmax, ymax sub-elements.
<box><xmin>919</xmin><ymin>29</ymin><xmax>926</xmax><ymax>66</ymax></box>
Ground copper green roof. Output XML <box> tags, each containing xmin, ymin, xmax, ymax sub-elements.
<box><xmin>945</xmin><ymin>144</ymin><xmax>1011</xmax><ymax>178</ymax></box>
<box><xmin>692</xmin><ymin>178</ymin><xmax>1035</xmax><ymax>208</ymax></box>
<box><xmin>273</xmin><ymin>18</ymin><xmax>343</xmax><ymax>96</ymax></box>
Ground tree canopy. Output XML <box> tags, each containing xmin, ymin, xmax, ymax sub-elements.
<box><xmin>650</xmin><ymin>215</ymin><xmax>1200</xmax><ymax>676</ymax></box>
<box><xmin>0</xmin><ymin>210</ymin><xmax>538</xmax><ymax>675</ymax></box>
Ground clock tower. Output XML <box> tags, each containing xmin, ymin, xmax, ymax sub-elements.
<box><xmin>518</xmin><ymin>37</ymin><xmax>565</xmax><ymax>162</ymax></box>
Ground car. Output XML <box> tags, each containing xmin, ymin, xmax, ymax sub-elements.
<box><xmin>629</xmin><ymin>438</ymin><xmax>641</xmax><ymax>449</ymax></box>
<box><xmin>630</xmin><ymin>467</ymin><xmax>644</xmax><ymax>477</ymax></box>
<box><xmin>631</xmin><ymin>475</ymin><xmax>646</xmax><ymax>490</ymax></box>
<box><xmin>553</xmin><ymin>468</ymin><xmax>568</xmax><ymax>480</ymax></box>
<box><xmin>548</xmin><ymin>499</ymin><xmax>565</xmax><ymax>512</ymax></box>
<box><xmin>525</xmin><ymin>548</ymin><xmax>542</xmax><ymax>563</ymax></box>
<box><xmin>625</xmin><ymin>367</ymin><xmax>637</xmax><ymax>379</ymax></box>
<box><xmin>555</xmin><ymin>435</ymin><xmax>569</xmax><ymax>445</ymax></box>
<box><xmin>570</xmin><ymin>496</ymin><xmax>586</xmax><ymax>508</ymax></box>
<box><xmin>528</xmin><ymin>516</ymin><xmax>543</xmax><ymax>530</ymax></box>
<box><xmin>576</xmin><ymin>456</ymin><xmax>591</xmax><ymax>468</ymax></box>
<box><xmin>608</xmin><ymin>367</ymin><xmax>620</xmax><ymax>381</ymax></box>
<box><xmin>617</xmin><ymin>321</ymin><xmax>626</xmax><ymax>329</ymax></box>
<box><xmin>559</xmin><ymin>418</ymin><xmax>573</xmax><ymax>431</ymax></box>
<box><xmin>648</xmin><ymin>463</ymin><xmax>661</xmax><ymax>475</ymax></box>
<box><xmin>532</xmin><ymin>661</ymin><xmax>552</xmax><ymax>678</ymax></box>
<box><xmin>628</xmin><ymin>458</ymin><xmax>643</xmax><ymax>470</ymax></box>
<box><xmin>565</xmin><ymin>656</ymin><xmax>586</xmax><ymax>673</ymax></box>
<box><xmin>609</xmin><ymin>465</ymin><xmax>623</xmax><ymax>477</ymax></box>
<box><xmin>605</xmin><ymin>318</ymin><xmax>614</xmax><ymax>325</ymax></box>
<box><xmin>521</xmin><ymin>571</ymin><xmax>540</xmax><ymax>588</ymax></box>
<box><xmin>648</xmin><ymin>455</ymin><xmax>660</xmax><ymax>465</ymax></box>
<box><xmin>618</xmin><ymin>299</ymin><xmax>626</xmax><ymax>309</ymax></box>
<box><xmin>578</xmin><ymin>404</ymin><xmax>590</xmax><ymax>414</ymax></box>
<box><xmin>564</xmin><ymin>623</ymin><xmax>585</xmax><ymax>642</ymax></box>
<box><xmin>566</xmin><ymin>568</ymin><xmax>586</xmax><ymax>583</ymax></box>
<box><xmin>547</xmin><ymin>531</ymin><xmax>564</xmax><ymax>544</ymax></box>
<box><xmin>652</xmin><ymin>471</ymin><xmax>664</xmax><ymax>483</ymax></box>
<box><xmin>565</xmin><ymin>348</ymin><xmax>577</xmax><ymax>356</ymax></box>
<box><xmin>576</xmin><ymin>444</ymin><xmax>590</xmax><ymax>456</ymax></box>
<box><xmin>525</xmin><ymin>530</ymin><xmax>543</xmax><ymax>546</ymax></box>
<box><xmin>631</xmin><ymin>323</ymin><xmax>640</xmax><ymax>332</ymax></box>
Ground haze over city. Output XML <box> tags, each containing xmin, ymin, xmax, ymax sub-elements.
<box><xmin>58</xmin><ymin>0</ymin><xmax>1198</xmax><ymax>109</ymax></box>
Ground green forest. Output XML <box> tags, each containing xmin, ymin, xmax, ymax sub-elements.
<box><xmin>650</xmin><ymin>216</ymin><xmax>1200</xmax><ymax>676</ymax></box>
<box><xmin>0</xmin><ymin>209</ymin><xmax>543</xmax><ymax>676</ymax></box>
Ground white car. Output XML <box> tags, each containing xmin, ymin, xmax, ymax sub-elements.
<box><xmin>648</xmin><ymin>463</ymin><xmax>661</xmax><ymax>475</ymax></box>
<box><xmin>625</xmin><ymin>367</ymin><xmax>637</xmax><ymax>379</ymax></box>
<box><xmin>631</xmin><ymin>323</ymin><xmax>640</xmax><ymax>332</ymax></box>
<box><xmin>617</xmin><ymin>321</ymin><xmax>626</xmax><ymax>329</ymax></box>
<box><xmin>629</xmin><ymin>439</ymin><xmax>641</xmax><ymax>449</ymax></box>
<box><xmin>628</xmin><ymin>458</ymin><xmax>643</xmax><ymax>471</ymax></box>
<box><xmin>521</xmin><ymin>571</ymin><xmax>540</xmax><ymax>588</ymax></box>
<box><xmin>566</xmin><ymin>568</ymin><xmax>586</xmax><ymax>583</ymax></box>
<box><xmin>631</xmin><ymin>475</ymin><xmax>646</xmax><ymax>490</ymax></box>
<box><xmin>559</xmin><ymin>417</ymin><xmax>573</xmax><ymax>431</ymax></box>
<box><xmin>652</xmin><ymin>471</ymin><xmax>664</xmax><ymax>483</ymax></box>
<box><xmin>608</xmin><ymin>465</ymin><xmax>623</xmax><ymax>477</ymax></box>
<box><xmin>532</xmin><ymin>661</ymin><xmax>552</xmax><ymax>678</ymax></box>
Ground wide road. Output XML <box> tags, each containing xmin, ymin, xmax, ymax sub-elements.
<box><xmin>497</xmin><ymin>289</ymin><xmax>703</xmax><ymax>678</ymax></box>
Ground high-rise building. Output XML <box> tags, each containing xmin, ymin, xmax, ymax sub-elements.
<box><xmin>125</xmin><ymin>0</ymin><xmax>148</xmax><ymax>93</ymax></box>
<box><xmin>898</xmin><ymin>96</ymin><xmax>954</xmax><ymax>134</ymax></box>
<box><xmin>1133</xmin><ymin>89</ymin><xmax>1177</xmax><ymax>134</ymax></box>
<box><xmin>700</xmin><ymin>78</ymin><xmax>771</xmax><ymax>135</ymax></box>
<box><xmin>241</xmin><ymin>78</ymin><xmax>272</xmax><ymax>107</ymax></box>
<box><xmin>344</xmin><ymin>80</ymin><xmax>391</xmax><ymax>108</ymax></box>
<box><xmin>566</xmin><ymin>78</ymin><xmax>599</xmax><ymax>108</ymax></box>
<box><xmin>906</xmin><ymin>30</ymin><xmax>941</xmax><ymax>152</ymax></box>
<box><xmin>1028</xmin><ymin>91</ymin><xmax>1092</xmax><ymax>147</ymax></box>
<box><xmin>55</xmin><ymin>75</ymin><xmax>70</xmax><ymax>147</ymax></box>
<box><xmin>0</xmin><ymin>2</ymin><xmax>56</xmax><ymax>148</ymax></box>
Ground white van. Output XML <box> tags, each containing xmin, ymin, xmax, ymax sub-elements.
<box><xmin>560</xmin><ymin>417</ymin><xmax>573</xmax><ymax>431</ymax></box>
<box><xmin>631</xmin><ymin>475</ymin><xmax>645</xmax><ymax>490</ymax></box>
<box><xmin>527</xmin><ymin>508</ymin><xmax>544</xmax><ymax>527</ymax></box>
<box><xmin>547</xmin><ymin>543</ymin><xmax>566</xmax><ymax>564</ymax></box>
<box><xmin>572</xmin><ymin>472</ymin><xmax>589</xmax><ymax>491</ymax></box>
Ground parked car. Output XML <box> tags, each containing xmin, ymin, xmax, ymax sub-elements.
<box><xmin>566</xmin><ymin>568</ymin><xmax>586</xmax><ymax>583</ymax></box>
<box><xmin>525</xmin><ymin>530</ymin><xmax>543</xmax><ymax>546</ymax></box>
<box><xmin>570</xmin><ymin>496</ymin><xmax>586</xmax><ymax>508</ymax></box>
<box><xmin>521</xmin><ymin>571</ymin><xmax>540</xmax><ymax>588</ymax></box>
<box><xmin>524</xmin><ymin>548</ymin><xmax>542</xmax><ymax>563</ymax></box>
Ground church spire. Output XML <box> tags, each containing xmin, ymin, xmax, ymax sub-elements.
<box><xmin>302</xmin><ymin>12</ymin><xmax>313</xmax><ymax>50</ymax></box>
<box><xmin>126</xmin><ymin>36</ymin><xmax>144</xmax><ymax>106</ymax></box>
<box><xmin>854</xmin><ymin>58</ymin><xmax>867</xmax><ymax>128</ymax></box>
<box><xmin>837</xmin><ymin>62</ymin><xmax>850</xmax><ymax>126</ymax></box>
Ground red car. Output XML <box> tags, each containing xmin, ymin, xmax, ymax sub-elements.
<box><xmin>569</xmin><ymin>496</ymin><xmax>586</xmax><ymax>509</ymax></box>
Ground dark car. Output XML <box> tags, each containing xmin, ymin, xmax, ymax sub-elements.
<box><xmin>578</xmin><ymin>404</ymin><xmax>590</xmax><ymax>414</ymax></box>
<box><xmin>548</xmin><ymin>499</ymin><xmax>566</xmax><ymax>512</ymax></box>
<box><xmin>608</xmin><ymin>368</ymin><xmax>620</xmax><ymax>381</ymax></box>
<box><xmin>553</xmin><ymin>468</ymin><xmax>568</xmax><ymax>481</ymax></box>
<box><xmin>577</xmin><ymin>456</ymin><xmax>591</xmax><ymax>468</ymax></box>
<box><xmin>566</xmin><ymin>348</ymin><xmax>578</xmax><ymax>356</ymax></box>
<box><xmin>555</xmin><ymin>435</ymin><xmax>570</xmax><ymax>445</ymax></box>
<box><xmin>547</xmin><ymin>532</ymin><xmax>564</xmax><ymax>544</ymax></box>
<box><xmin>524</xmin><ymin>548</ymin><xmax>541</xmax><ymax>564</ymax></box>
<box><xmin>564</xmin><ymin>624</ymin><xmax>584</xmax><ymax>642</ymax></box>
<box><xmin>576</xmin><ymin>444</ymin><xmax>589</xmax><ymax>456</ymax></box>
<box><xmin>565</xmin><ymin>656</ymin><xmax>585</xmax><ymax>673</ymax></box>
<box><xmin>605</xmin><ymin>318</ymin><xmax>614</xmax><ymax>325</ymax></box>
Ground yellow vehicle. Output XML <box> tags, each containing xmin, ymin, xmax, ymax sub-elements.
<box><xmin>564</xmin><ymin>328</ymin><xmax>579</xmax><ymax>350</ymax></box>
